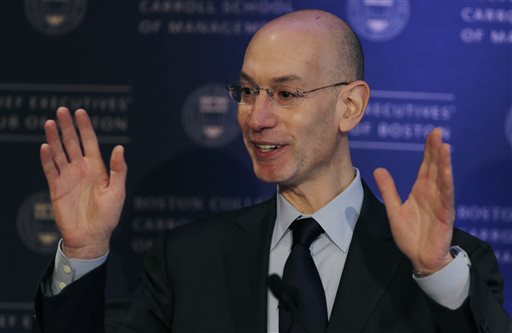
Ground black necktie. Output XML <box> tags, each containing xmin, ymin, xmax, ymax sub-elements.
<box><xmin>279</xmin><ymin>217</ymin><xmax>328</xmax><ymax>333</ymax></box>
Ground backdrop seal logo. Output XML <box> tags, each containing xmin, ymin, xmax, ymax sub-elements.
<box><xmin>506</xmin><ymin>106</ymin><xmax>512</xmax><ymax>149</ymax></box>
<box><xmin>17</xmin><ymin>191</ymin><xmax>60</xmax><ymax>254</ymax></box>
<box><xmin>347</xmin><ymin>0</ymin><xmax>410</xmax><ymax>42</ymax></box>
<box><xmin>182</xmin><ymin>83</ymin><xmax>239</xmax><ymax>148</ymax></box>
<box><xmin>24</xmin><ymin>0</ymin><xmax>87</xmax><ymax>36</ymax></box>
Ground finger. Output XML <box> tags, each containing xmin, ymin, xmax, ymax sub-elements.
<box><xmin>417</xmin><ymin>129</ymin><xmax>433</xmax><ymax>179</ymax></box>
<box><xmin>40</xmin><ymin>143</ymin><xmax>59</xmax><ymax>184</ymax></box>
<box><xmin>56</xmin><ymin>107</ymin><xmax>83</xmax><ymax>162</ymax></box>
<box><xmin>438</xmin><ymin>143</ymin><xmax>454</xmax><ymax>210</ymax></box>
<box><xmin>429</xmin><ymin>127</ymin><xmax>443</xmax><ymax>169</ymax></box>
<box><xmin>423</xmin><ymin>128</ymin><xmax>442</xmax><ymax>181</ymax></box>
<box><xmin>44</xmin><ymin>119</ymin><xmax>68</xmax><ymax>169</ymax></box>
<box><xmin>75</xmin><ymin>109</ymin><xmax>101</xmax><ymax>160</ymax></box>
<box><xmin>373</xmin><ymin>168</ymin><xmax>402</xmax><ymax>212</ymax></box>
<box><xmin>109</xmin><ymin>145</ymin><xmax>127</xmax><ymax>197</ymax></box>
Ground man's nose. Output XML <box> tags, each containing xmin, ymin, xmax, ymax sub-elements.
<box><xmin>247</xmin><ymin>90</ymin><xmax>278</xmax><ymax>131</ymax></box>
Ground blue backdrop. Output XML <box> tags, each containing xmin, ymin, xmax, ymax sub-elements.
<box><xmin>0</xmin><ymin>1</ymin><xmax>510</xmax><ymax>331</ymax></box>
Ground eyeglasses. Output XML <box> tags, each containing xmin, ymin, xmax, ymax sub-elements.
<box><xmin>226</xmin><ymin>81</ymin><xmax>351</xmax><ymax>109</ymax></box>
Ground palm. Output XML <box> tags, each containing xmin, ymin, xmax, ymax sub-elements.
<box><xmin>50</xmin><ymin>158</ymin><xmax>114</xmax><ymax>245</ymax></box>
<box><xmin>40</xmin><ymin>108</ymin><xmax>127</xmax><ymax>258</ymax></box>
<box><xmin>374</xmin><ymin>128</ymin><xmax>455</xmax><ymax>272</ymax></box>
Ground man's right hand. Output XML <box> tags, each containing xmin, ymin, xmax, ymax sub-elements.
<box><xmin>40</xmin><ymin>107</ymin><xmax>127</xmax><ymax>259</ymax></box>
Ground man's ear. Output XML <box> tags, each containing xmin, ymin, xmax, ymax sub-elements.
<box><xmin>337</xmin><ymin>80</ymin><xmax>370</xmax><ymax>133</ymax></box>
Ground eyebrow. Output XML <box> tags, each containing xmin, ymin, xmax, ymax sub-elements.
<box><xmin>239</xmin><ymin>71</ymin><xmax>304</xmax><ymax>85</ymax></box>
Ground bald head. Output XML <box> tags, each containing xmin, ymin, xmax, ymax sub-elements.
<box><xmin>246</xmin><ymin>9</ymin><xmax>364</xmax><ymax>82</ymax></box>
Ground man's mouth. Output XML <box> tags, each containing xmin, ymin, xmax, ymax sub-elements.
<box><xmin>256</xmin><ymin>144</ymin><xmax>281</xmax><ymax>152</ymax></box>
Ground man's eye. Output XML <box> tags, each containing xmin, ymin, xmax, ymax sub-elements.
<box><xmin>241</xmin><ymin>87</ymin><xmax>255</xmax><ymax>96</ymax></box>
<box><xmin>277</xmin><ymin>89</ymin><xmax>297</xmax><ymax>100</ymax></box>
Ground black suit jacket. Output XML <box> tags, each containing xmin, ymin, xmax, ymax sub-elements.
<box><xmin>33</xmin><ymin>185</ymin><xmax>512</xmax><ymax>333</ymax></box>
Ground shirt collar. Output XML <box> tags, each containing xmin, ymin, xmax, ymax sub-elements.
<box><xmin>272</xmin><ymin>168</ymin><xmax>364</xmax><ymax>252</ymax></box>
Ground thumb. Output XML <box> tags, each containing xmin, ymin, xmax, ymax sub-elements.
<box><xmin>373</xmin><ymin>168</ymin><xmax>402</xmax><ymax>212</ymax></box>
<box><xmin>109</xmin><ymin>145</ymin><xmax>127</xmax><ymax>195</ymax></box>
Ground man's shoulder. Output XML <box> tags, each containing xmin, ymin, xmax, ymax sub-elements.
<box><xmin>452</xmin><ymin>227</ymin><xmax>496</xmax><ymax>256</ymax></box>
<box><xmin>165</xmin><ymin>196</ymin><xmax>275</xmax><ymax>240</ymax></box>
<box><xmin>147</xmin><ymin>197</ymin><xmax>275</xmax><ymax>265</ymax></box>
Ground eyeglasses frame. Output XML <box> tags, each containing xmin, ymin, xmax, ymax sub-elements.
<box><xmin>226</xmin><ymin>80</ymin><xmax>352</xmax><ymax>108</ymax></box>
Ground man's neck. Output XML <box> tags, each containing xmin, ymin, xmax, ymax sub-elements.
<box><xmin>279</xmin><ymin>166</ymin><xmax>356</xmax><ymax>214</ymax></box>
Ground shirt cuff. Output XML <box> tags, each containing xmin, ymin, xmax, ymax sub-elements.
<box><xmin>51</xmin><ymin>239</ymin><xmax>109</xmax><ymax>295</ymax></box>
<box><xmin>413</xmin><ymin>247</ymin><xmax>471</xmax><ymax>310</ymax></box>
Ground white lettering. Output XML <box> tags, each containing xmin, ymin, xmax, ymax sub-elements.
<box><xmin>366</xmin><ymin>102</ymin><xmax>455</xmax><ymax>121</ymax></box>
<box><xmin>0</xmin><ymin>115</ymin><xmax>20</xmax><ymax>131</ymax></box>
<box><xmin>132</xmin><ymin>217</ymin><xmax>188</xmax><ymax>231</ymax></box>
<box><xmin>0</xmin><ymin>94</ymin><xmax>24</xmax><ymax>110</ymax></box>
<box><xmin>495</xmin><ymin>249</ymin><xmax>512</xmax><ymax>264</ymax></box>
<box><xmin>208</xmin><ymin>196</ymin><xmax>261</xmax><ymax>211</ymax></box>
<box><xmin>458</xmin><ymin>205</ymin><xmax>512</xmax><ymax>223</ymax></box>
<box><xmin>0</xmin><ymin>314</ymin><xmax>17</xmax><ymax>329</ymax></box>
<box><xmin>350</xmin><ymin>121</ymin><xmax>372</xmax><ymax>137</ymax></box>
<box><xmin>24</xmin><ymin>115</ymin><xmax>48</xmax><ymax>131</ymax></box>
<box><xmin>139</xmin><ymin>0</ymin><xmax>217</xmax><ymax>15</ymax></box>
<box><xmin>377</xmin><ymin>123</ymin><xmax>451</xmax><ymax>140</ymax></box>
<box><xmin>90</xmin><ymin>116</ymin><xmax>128</xmax><ymax>133</ymax></box>
<box><xmin>460</xmin><ymin>28</ymin><xmax>485</xmax><ymax>43</ymax></box>
<box><xmin>138</xmin><ymin>19</ymin><xmax>162</xmax><ymax>34</ymax></box>
<box><xmin>221</xmin><ymin>1</ymin><xmax>293</xmax><ymax>15</ymax></box>
<box><xmin>133</xmin><ymin>195</ymin><xmax>204</xmax><ymax>212</ymax></box>
<box><xmin>465</xmin><ymin>227</ymin><xmax>512</xmax><ymax>244</ymax></box>
<box><xmin>167</xmin><ymin>20</ymin><xmax>265</xmax><ymax>35</ymax></box>
<box><xmin>27</xmin><ymin>95</ymin><xmax>131</xmax><ymax>112</ymax></box>
<box><xmin>131</xmin><ymin>238</ymin><xmax>154</xmax><ymax>253</ymax></box>
<box><xmin>461</xmin><ymin>7</ymin><xmax>512</xmax><ymax>23</ymax></box>
<box><xmin>490</xmin><ymin>29</ymin><xmax>512</xmax><ymax>44</ymax></box>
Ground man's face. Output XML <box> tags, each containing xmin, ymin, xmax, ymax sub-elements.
<box><xmin>238</xmin><ymin>25</ymin><xmax>346</xmax><ymax>189</ymax></box>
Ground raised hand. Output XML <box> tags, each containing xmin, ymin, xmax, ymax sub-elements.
<box><xmin>373</xmin><ymin>128</ymin><xmax>455</xmax><ymax>274</ymax></box>
<box><xmin>40</xmin><ymin>107</ymin><xmax>127</xmax><ymax>259</ymax></box>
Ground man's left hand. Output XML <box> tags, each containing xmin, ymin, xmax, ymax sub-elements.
<box><xmin>373</xmin><ymin>128</ymin><xmax>455</xmax><ymax>274</ymax></box>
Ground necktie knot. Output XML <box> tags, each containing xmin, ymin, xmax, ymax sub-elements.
<box><xmin>290</xmin><ymin>218</ymin><xmax>324</xmax><ymax>248</ymax></box>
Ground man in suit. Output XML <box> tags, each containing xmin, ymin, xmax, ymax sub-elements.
<box><xmin>33</xmin><ymin>9</ymin><xmax>511</xmax><ymax>333</ymax></box>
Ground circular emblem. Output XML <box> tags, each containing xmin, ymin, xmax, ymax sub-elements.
<box><xmin>17</xmin><ymin>191</ymin><xmax>60</xmax><ymax>254</ymax></box>
<box><xmin>347</xmin><ymin>0</ymin><xmax>410</xmax><ymax>42</ymax></box>
<box><xmin>182</xmin><ymin>83</ymin><xmax>240</xmax><ymax>148</ymax></box>
<box><xmin>24</xmin><ymin>0</ymin><xmax>87</xmax><ymax>36</ymax></box>
<box><xmin>505</xmin><ymin>106</ymin><xmax>512</xmax><ymax>149</ymax></box>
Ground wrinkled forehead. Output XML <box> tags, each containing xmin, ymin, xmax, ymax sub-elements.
<box><xmin>241</xmin><ymin>22</ymin><xmax>336</xmax><ymax>87</ymax></box>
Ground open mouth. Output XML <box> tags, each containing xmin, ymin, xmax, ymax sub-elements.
<box><xmin>256</xmin><ymin>144</ymin><xmax>281</xmax><ymax>152</ymax></box>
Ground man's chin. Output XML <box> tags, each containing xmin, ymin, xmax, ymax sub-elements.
<box><xmin>253</xmin><ymin>170</ymin><xmax>286</xmax><ymax>185</ymax></box>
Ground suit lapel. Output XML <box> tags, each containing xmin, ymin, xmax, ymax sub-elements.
<box><xmin>327</xmin><ymin>185</ymin><xmax>405</xmax><ymax>332</ymax></box>
<box><xmin>223</xmin><ymin>198</ymin><xmax>277</xmax><ymax>333</ymax></box>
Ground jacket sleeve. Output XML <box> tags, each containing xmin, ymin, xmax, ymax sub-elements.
<box><xmin>426</xmin><ymin>235</ymin><xmax>512</xmax><ymax>333</ymax></box>
<box><xmin>32</xmin><ymin>260</ymin><xmax>108</xmax><ymax>333</ymax></box>
<box><xmin>32</xmin><ymin>235</ymin><xmax>174</xmax><ymax>333</ymax></box>
<box><xmin>468</xmin><ymin>241</ymin><xmax>512</xmax><ymax>333</ymax></box>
